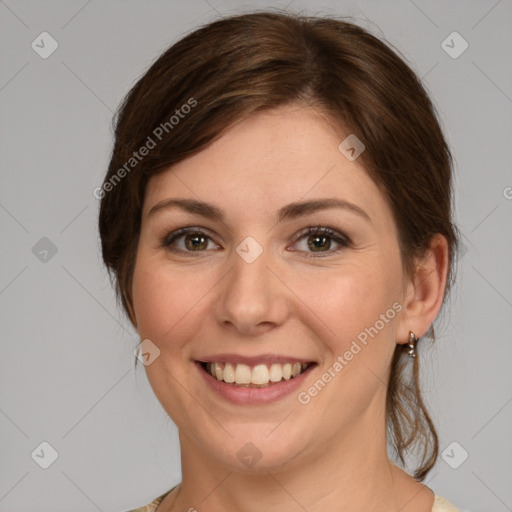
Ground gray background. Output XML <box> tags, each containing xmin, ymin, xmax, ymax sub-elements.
<box><xmin>1</xmin><ymin>0</ymin><xmax>511</xmax><ymax>511</ymax></box>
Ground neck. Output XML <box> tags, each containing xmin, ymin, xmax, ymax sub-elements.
<box><xmin>168</xmin><ymin>406</ymin><xmax>425</xmax><ymax>512</ymax></box>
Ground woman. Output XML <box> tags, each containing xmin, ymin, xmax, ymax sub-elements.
<box><xmin>98</xmin><ymin>10</ymin><xmax>461</xmax><ymax>512</ymax></box>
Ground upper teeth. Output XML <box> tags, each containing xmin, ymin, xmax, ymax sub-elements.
<box><xmin>205</xmin><ymin>362</ymin><xmax>309</xmax><ymax>386</ymax></box>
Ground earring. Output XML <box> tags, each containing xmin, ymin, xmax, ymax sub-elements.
<box><xmin>407</xmin><ymin>331</ymin><xmax>417</xmax><ymax>358</ymax></box>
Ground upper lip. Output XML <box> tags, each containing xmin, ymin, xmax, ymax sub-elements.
<box><xmin>196</xmin><ymin>353</ymin><xmax>315</xmax><ymax>366</ymax></box>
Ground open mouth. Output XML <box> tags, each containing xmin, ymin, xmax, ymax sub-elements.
<box><xmin>198</xmin><ymin>361</ymin><xmax>316</xmax><ymax>388</ymax></box>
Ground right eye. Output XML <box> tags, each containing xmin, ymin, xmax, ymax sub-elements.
<box><xmin>161</xmin><ymin>227</ymin><xmax>221</xmax><ymax>255</ymax></box>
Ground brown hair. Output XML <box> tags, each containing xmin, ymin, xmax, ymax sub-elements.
<box><xmin>99</xmin><ymin>10</ymin><xmax>460</xmax><ymax>480</ymax></box>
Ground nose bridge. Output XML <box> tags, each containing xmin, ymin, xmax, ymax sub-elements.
<box><xmin>214</xmin><ymin>239</ymin><xmax>287</xmax><ymax>332</ymax></box>
<box><xmin>232</xmin><ymin>244</ymin><xmax>271</xmax><ymax>292</ymax></box>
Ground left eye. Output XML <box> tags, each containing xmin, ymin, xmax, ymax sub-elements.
<box><xmin>290</xmin><ymin>227</ymin><xmax>350</xmax><ymax>257</ymax></box>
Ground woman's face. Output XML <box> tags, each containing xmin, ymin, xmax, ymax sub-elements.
<box><xmin>132</xmin><ymin>104</ymin><xmax>411</xmax><ymax>472</ymax></box>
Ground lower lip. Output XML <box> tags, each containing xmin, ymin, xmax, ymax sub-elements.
<box><xmin>195</xmin><ymin>362</ymin><xmax>316</xmax><ymax>405</ymax></box>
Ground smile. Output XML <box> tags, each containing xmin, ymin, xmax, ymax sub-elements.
<box><xmin>200</xmin><ymin>361</ymin><xmax>312</xmax><ymax>387</ymax></box>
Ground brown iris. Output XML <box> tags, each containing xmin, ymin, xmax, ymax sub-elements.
<box><xmin>185</xmin><ymin>233</ymin><xmax>208</xmax><ymax>251</ymax></box>
<box><xmin>308</xmin><ymin>234</ymin><xmax>331</xmax><ymax>252</ymax></box>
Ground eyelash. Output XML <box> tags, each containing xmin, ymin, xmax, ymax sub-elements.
<box><xmin>161</xmin><ymin>225</ymin><xmax>351</xmax><ymax>259</ymax></box>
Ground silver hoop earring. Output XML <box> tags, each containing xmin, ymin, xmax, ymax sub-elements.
<box><xmin>407</xmin><ymin>331</ymin><xmax>417</xmax><ymax>358</ymax></box>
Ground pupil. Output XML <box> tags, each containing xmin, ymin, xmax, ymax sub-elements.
<box><xmin>309</xmin><ymin>235</ymin><xmax>330</xmax><ymax>251</ymax></box>
<box><xmin>186</xmin><ymin>234</ymin><xmax>207</xmax><ymax>250</ymax></box>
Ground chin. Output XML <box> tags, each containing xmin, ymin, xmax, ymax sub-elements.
<box><xmin>198</xmin><ymin>424</ymin><xmax>311</xmax><ymax>474</ymax></box>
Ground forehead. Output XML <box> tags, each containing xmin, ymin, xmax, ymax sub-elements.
<box><xmin>143</xmin><ymin>105</ymin><xmax>387</xmax><ymax>223</ymax></box>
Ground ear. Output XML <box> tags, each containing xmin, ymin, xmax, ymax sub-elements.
<box><xmin>396</xmin><ymin>233</ymin><xmax>450</xmax><ymax>345</ymax></box>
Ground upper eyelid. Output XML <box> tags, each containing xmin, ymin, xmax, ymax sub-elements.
<box><xmin>293</xmin><ymin>225</ymin><xmax>346</xmax><ymax>238</ymax></box>
<box><xmin>162</xmin><ymin>226</ymin><xmax>219</xmax><ymax>245</ymax></box>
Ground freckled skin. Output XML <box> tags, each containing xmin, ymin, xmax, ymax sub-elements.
<box><xmin>131</xmin><ymin>104</ymin><xmax>448</xmax><ymax>512</ymax></box>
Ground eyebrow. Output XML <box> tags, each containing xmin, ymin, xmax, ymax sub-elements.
<box><xmin>148</xmin><ymin>197</ymin><xmax>372</xmax><ymax>224</ymax></box>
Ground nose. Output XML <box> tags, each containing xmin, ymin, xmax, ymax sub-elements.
<box><xmin>214</xmin><ymin>245</ymin><xmax>289</xmax><ymax>336</ymax></box>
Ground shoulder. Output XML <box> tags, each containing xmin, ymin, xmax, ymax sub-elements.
<box><xmin>431</xmin><ymin>495</ymin><xmax>461</xmax><ymax>512</ymax></box>
<box><xmin>125</xmin><ymin>487</ymin><xmax>175</xmax><ymax>512</ymax></box>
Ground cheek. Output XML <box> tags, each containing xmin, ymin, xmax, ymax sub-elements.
<box><xmin>131</xmin><ymin>259</ymin><xmax>209</xmax><ymax>345</ymax></box>
<box><xmin>292</xmin><ymin>262</ymin><xmax>399</xmax><ymax>345</ymax></box>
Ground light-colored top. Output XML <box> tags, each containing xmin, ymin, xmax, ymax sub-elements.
<box><xmin>126</xmin><ymin>487</ymin><xmax>461</xmax><ymax>512</ymax></box>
